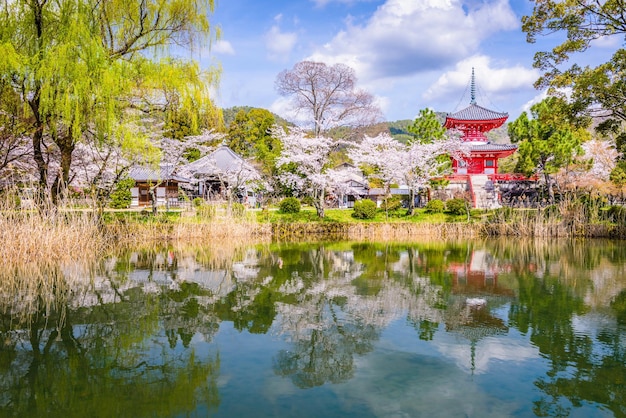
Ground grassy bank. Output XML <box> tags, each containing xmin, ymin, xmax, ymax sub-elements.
<box><xmin>3</xmin><ymin>201</ymin><xmax>626</xmax><ymax>274</ymax></box>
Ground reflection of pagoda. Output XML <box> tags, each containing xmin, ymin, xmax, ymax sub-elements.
<box><xmin>446</xmin><ymin>250</ymin><xmax>514</xmax><ymax>298</ymax></box>
<box><xmin>444</xmin><ymin>249</ymin><xmax>513</xmax><ymax>374</ymax></box>
<box><xmin>443</xmin><ymin>69</ymin><xmax>518</xmax><ymax>208</ymax></box>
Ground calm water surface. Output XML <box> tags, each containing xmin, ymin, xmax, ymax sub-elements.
<box><xmin>1</xmin><ymin>239</ymin><xmax>625</xmax><ymax>417</ymax></box>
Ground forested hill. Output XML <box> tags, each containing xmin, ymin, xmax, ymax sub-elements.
<box><xmin>221</xmin><ymin>106</ymin><xmax>511</xmax><ymax>143</ymax></box>
<box><xmin>222</xmin><ymin>106</ymin><xmax>291</xmax><ymax>128</ymax></box>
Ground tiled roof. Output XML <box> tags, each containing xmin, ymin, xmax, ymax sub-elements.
<box><xmin>470</xmin><ymin>143</ymin><xmax>517</xmax><ymax>152</ymax></box>
<box><xmin>129</xmin><ymin>165</ymin><xmax>190</xmax><ymax>183</ymax></box>
<box><xmin>178</xmin><ymin>145</ymin><xmax>259</xmax><ymax>177</ymax></box>
<box><xmin>446</xmin><ymin>104</ymin><xmax>508</xmax><ymax>121</ymax></box>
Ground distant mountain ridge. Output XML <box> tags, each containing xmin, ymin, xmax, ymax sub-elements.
<box><xmin>221</xmin><ymin>106</ymin><xmax>511</xmax><ymax>143</ymax></box>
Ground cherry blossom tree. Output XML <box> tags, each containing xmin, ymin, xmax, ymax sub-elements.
<box><xmin>349</xmin><ymin>133</ymin><xmax>468</xmax><ymax>216</ymax></box>
<box><xmin>275</xmin><ymin>128</ymin><xmax>344</xmax><ymax>218</ymax></box>
<box><xmin>275</xmin><ymin>61</ymin><xmax>382</xmax><ymax>138</ymax></box>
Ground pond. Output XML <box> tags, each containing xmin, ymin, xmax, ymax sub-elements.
<box><xmin>1</xmin><ymin>239</ymin><xmax>625</xmax><ymax>417</ymax></box>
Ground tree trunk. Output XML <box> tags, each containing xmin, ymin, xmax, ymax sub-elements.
<box><xmin>314</xmin><ymin>188</ymin><xmax>325</xmax><ymax>218</ymax></box>
<box><xmin>544</xmin><ymin>172</ymin><xmax>555</xmax><ymax>204</ymax></box>
<box><xmin>149</xmin><ymin>187</ymin><xmax>158</xmax><ymax>215</ymax></box>
<box><xmin>51</xmin><ymin>137</ymin><xmax>75</xmax><ymax>205</ymax></box>
<box><xmin>406</xmin><ymin>188</ymin><xmax>416</xmax><ymax>216</ymax></box>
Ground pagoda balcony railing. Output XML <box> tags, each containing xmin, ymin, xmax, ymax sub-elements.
<box><xmin>435</xmin><ymin>173</ymin><xmax>538</xmax><ymax>183</ymax></box>
<box><xmin>488</xmin><ymin>173</ymin><xmax>538</xmax><ymax>182</ymax></box>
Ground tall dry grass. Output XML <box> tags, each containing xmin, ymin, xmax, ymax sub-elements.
<box><xmin>482</xmin><ymin>197</ymin><xmax>626</xmax><ymax>238</ymax></box>
<box><xmin>0</xmin><ymin>192</ymin><xmax>106</xmax><ymax>322</ymax></box>
<box><xmin>0</xmin><ymin>199</ymin><xmax>108</xmax><ymax>270</ymax></box>
<box><xmin>105</xmin><ymin>207</ymin><xmax>272</xmax><ymax>248</ymax></box>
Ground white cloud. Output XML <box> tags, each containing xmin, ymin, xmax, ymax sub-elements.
<box><xmin>265</xmin><ymin>25</ymin><xmax>298</xmax><ymax>61</ymax></box>
<box><xmin>308</xmin><ymin>0</ymin><xmax>519</xmax><ymax>81</ymax></box>
<box><xmin>521</xmin><ymin>90</ymin><xmax>548</xmax><ymax>114</ymax></box>
<box><xmin>310</xmin><ymin>0</ymin><xmax>376</xmax><ymax>7</ymax></box>
<box><xmin>424</xmin><ymin>55</ymin><xmax>540</xmax><ymax>106</ymax></box>
<box><xmin>212</xmin><ymin>40</ymin><xmax>235</xmax><ymax>55</ymax></box>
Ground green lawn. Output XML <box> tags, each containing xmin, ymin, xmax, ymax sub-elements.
<box><xmin>256</xmin><ymin>206</ymin><xmax>483</xmax><ymax>224</ymax></box>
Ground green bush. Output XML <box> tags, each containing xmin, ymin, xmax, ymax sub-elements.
<box><xmin>196</xmin><ymin>203</ymin><xmax>216</xmax><ymax>219</ymax></box>
<box><xmin>231</xmin><ymin>202</ymin><xmax>246</xmax><ymax>218</ymax></box>
<box><xmin>192</xmin><ymin>197</ymin><xmax>204</xmax><ymax>207</ymax></box>
<box><xmin>445</xmin><ymin>198</ymin><xmax>468</xmax><ymax>215</ymax></box>
<box><xmin>279</xmin><ymin>197</ymin><xmax>301</xmax><ymax>214</ymax></box>
<box><xmin>109</xmin><ymin>178</ymin><xmax>135</xmax><ymax>209</ymax></box>
<box><xmin>352</xmin><ymin>199</ymin><xmax>377</xmax><ymax>219</ymax></box>
<box><xmin>541</xmin><ymin>204</ymin><xmax>560</xmax><ymax>219</ymax></box>
<box><xmin>424</xmin><ymin>199</ymin><xmax>444</xmax><ymax>214</ymax></box>
<box><xmin>380</xmin><ymin>196</ymin><xmax>402</xmax><ymax>212</ymax></box>
<box><xmin>606</xmin><ymin>205</ymin><xmax>626</xmax><ymax>223</ymax></box>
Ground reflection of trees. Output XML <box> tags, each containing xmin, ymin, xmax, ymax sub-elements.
<box><xmin>510</xmin><ymin>267</ymin><xmax>625</xmax><ymax>417</ymax></box>
<box><xmin>274</xmin><ymin>314</ymin><xmax>377</xmax><ymax>388</ymax></box>
<box><xmin>0</xmin><ymin>264</ymin><xmax>221</xmax><ymax>417</ymax></box>
<box><xmin>4</xmin><ymin>238</ymin><xmax>626</xmax><ymax>415</ymax></box>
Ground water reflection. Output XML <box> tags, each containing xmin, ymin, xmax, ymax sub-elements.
<box><xmin>1</xmin><ymin>239</ymin><xmax>625</xmax><ymax>417</ymax></box>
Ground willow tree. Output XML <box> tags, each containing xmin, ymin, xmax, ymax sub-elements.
<box><xmin>0</xmin><ymin>0</ymin><xmax>221</xmax><ymax>204</ymax></box>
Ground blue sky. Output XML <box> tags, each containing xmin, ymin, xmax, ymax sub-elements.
<box><xmin>198</xmin><ymin>0</ymin><xmax>619</xmax><ymax>123</ymax></box>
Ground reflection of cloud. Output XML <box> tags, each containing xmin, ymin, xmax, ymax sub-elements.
<box><xmin>433</xmin><ymin>331</ymin><xmax>539</xmax><ymax>375</ymax></box>
<box><xmin>334</xmin><ymin>349</ymin><xmax>522</xmax><ymax>417</ymax></box>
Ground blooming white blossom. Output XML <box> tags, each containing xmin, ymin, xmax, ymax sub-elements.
<box><xmin>349</xmin><ymin>132</ymin><xmax>468</xmax><ymax>212</ymax></box>
<box><xmin>275</xmin><ymin>128</ymin><xmax>342</xmax><ymax>218</ymax></box>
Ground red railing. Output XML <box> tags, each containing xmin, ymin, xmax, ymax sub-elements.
<box><xmin>488</xmin><ymin>174</ymin><xmax>538</xmax><ymax>182</ymax></box>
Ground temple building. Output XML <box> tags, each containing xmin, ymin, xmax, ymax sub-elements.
<box><xmin>442</xmin><ymin>69</ymin><xmax>518</xmax><ymax>208</ymax></box>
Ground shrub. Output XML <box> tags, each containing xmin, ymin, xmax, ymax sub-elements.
<box><xmin>542</xmin><ymin>204</ymin><xmax>560</xmax><ymax>219</ymax></box>
<box><xmin>192</xmin><ymin>197</ymin><xmax>205</xmax><ymax>207</ymax></box>
<box><xmin>109</xmin><ymin>178</ymin><xmax>135</xmax><ymax>209</ymax></box>
<box><xmin>196</xmin><ymin>204</ymin><xmax>216</xmax><ymax>219</ymax></box>
<box><xmin>380</xmin><ymin>195</ymin><xmax>403</xmax><ymax>212</ymax></box>
<box><xmin>231</xmin><ymin>202</ymin><xmax>246</xmax><ymax>218</ymax></box>
<box><xmin>424</xmin><ymin>199</ymin><xmax>444</xmax><ymax>214</ymax></box>
<box><xmin>445</xmin><ymin>198</ymin><xmax>468</xmax><ymax>215</ymax></box>
<box><xmin>606</xmin><ymin>205</ymin><xmax>626</xmax><ymax>223</ymax></box>
<box><xmin>352</xmin><ymin>199</ymin><xmax>377</xmax><ymax>219</ymax></box>
<box><xmin>279</xmin><ymin>197</ymin><xmax>301</xmax><ymax>214</ymax></box>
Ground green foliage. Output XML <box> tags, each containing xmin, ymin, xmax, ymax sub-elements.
<box><xmin>509</xmin><ymin>96</ymin><xmax>590</xmax><ymax>176</ymax></box>
<box><xmin>445</xmin><ymin>198</ymin><xmax>468</xmax><ymax>215</ymax></box>
<box><xmin>352</xmin><ymin>199</ymin><xmax>377</xmax><ymax>219</ymax></box>
<box><xmin>226</xmin><ymin>107</ymin><xmax>282</xmax><ymax>175</ymax></box>
<box><xmin>196</xmin><ymin>203</ymin><xmax>216</xmax><ymax>219</ymax></box>
<box><xmin>508</xmin><ymin>96</ymin><xmax>590</xmax><ymax>203</ymax></box>
<box><xmin>380</xmin><ymin>195</ymin><xmax>403</xmax><ymax>212</ymax></box>
<box><xmin>1</xmin><ymin>0</ymin><xmax>220</xmax><ymax>203</ymax></box>
<box><xmin>109</xmin><ymin>178</ymin><xmax>135</xmax><ymax>209</ymax></box>
<box><xmin>522</xmin><ymin>1</ymin><xmax>626</xmax><ymax>142</ymax></box>
<box><xmin>231</xmin><ymin>202</ymin><xmax>246</xmax><ymax>218</ymax></box>
<box><xmin>279</xmin><ymin>197</ymin><xmax>301</xmax><ymax>214</ymax></box>
<box><xmin>424</xmin><ymin>199</ymin><xmax>445</xmax><ymax>214</ymax></box>
<box><xmin>407</xmin><ymin>108</ymin><xmax>447</xmax><ymax>144</ymax></box>
<box><xmin>605</xmin><ymin>205</ymin><xmax>626</xmax><ymax>223</ymax></box>
<box><xmin>192</xmin><ymin>197</ymin><xmax>205</xmax><ymax>207</ymax></box>
<box><xmin>542</xmin><ymin>204</ymin><xmax>561</xmax><ymax>219</ymax></box>
<box><xmin>610</xmin><ymin>161</ymin><xmax>626</xmax><ymax>186</ymax></box>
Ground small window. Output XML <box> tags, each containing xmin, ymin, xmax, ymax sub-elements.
<box><xmin>485</xmin><ymin>160</ymin><xmax>494</xmax><ymax>167</ymax></box>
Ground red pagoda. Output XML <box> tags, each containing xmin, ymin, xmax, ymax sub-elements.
<box><xmin>444</xmin><ymin>69</ymin><xmax>517</xmax><ymax>175</ymax></box>
<box><xmin>442</xmin><ymin>69</ymin><xmax>518</xmax><ymax>208</ymax></box>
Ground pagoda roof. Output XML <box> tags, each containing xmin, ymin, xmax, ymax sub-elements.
<box><xmin>445</xmin><ymin>104</ymin><xmax>508</xmax><ymax>123</ymax></box>
<box><xmin>470</xmin><ymin>143</ymin><xmax>517</xmax><ymax>152</ymax></box>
